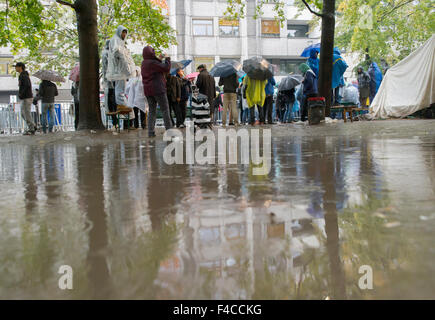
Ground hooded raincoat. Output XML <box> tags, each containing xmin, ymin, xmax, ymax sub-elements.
<box><xmin>243</xmin><ymin>75</ymin><xmax>267</xmax><ymax>108</ymax></box>
<box><xmin>331</xmin><ymin>54</ymin><xmax>348</xmax><ymax>89</ymax></box>
<box><xmin>141</xmin><ymin>46</ymin><xmax>171</xmax><ymax>97</ymax></box>
<box><xmin>307</xmin><ymin>49</ymin><xmax>319</xmax><ymax>78</ymax></box>
<box><xmin>101</xmin><ymin>40</ymin><xmax>113</xmax><ymax>89</ymax></box>
<box><xmin>106</xmin><ymin>26</ymin><xmax>136</xmax><ymax>81</ymax></box>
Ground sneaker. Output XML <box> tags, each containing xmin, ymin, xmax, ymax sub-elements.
<box><xmin>179</xmin><ymin>124</ymin><xmax>185</xmax><ymax>129</ymax></box>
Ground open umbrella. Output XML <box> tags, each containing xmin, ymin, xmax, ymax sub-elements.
<box><xmin>186</xmin><ymin>72</ymin><xmax>199</xmax><ymax>80</ymax></box>
<box><xmin>210</xmin><ymin>60</ymin><xmax>242</xmax><ymax>78</ymax></box>
<box><xmin>242</xmin><ymin>56</ymin><xmax>273</xmax><ymax>81</ymax></box>
<box><xmin>278</xmin><ymin>75</ymin><xmax>303</xmax><ymax>91</ymax></box>
<box><xmin>33</xmin><ymin>70</ymin><xmax>65</xmax><ymax>83</ymax></box>
<box><xmin>69</xmin><ymin>63</ymin><xmax>80</xmax><ymax>82</ymax></box>
<box><xmin>170</xmin><ymin>59</ymin><xmax>192</xmax><ymax>75</ymax></box>
<box><xmin>300</xmin><ymin>43</ymin><xmax>342</xmax><ymax>57</ymax></box>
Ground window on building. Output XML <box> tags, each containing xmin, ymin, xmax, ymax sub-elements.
<box><xmin>193</xmin><ymin>19</ymin><xmax>213</xmax><ymax>36</ymax></box>
<box><xmin>194</xmin><ymin>57</ymin><xmax>215</xmax><ymax>71</ymax></box>
<box><xmin>219</xmin><ymin>19</ymin><xmax>239</xmax><ymax>37</ymax></box>
<box><xmin>287</xmin><ymin>23</ymin><xmax>309</xmax><ymax>38</ymax></box>
<box><xmin>0</xmin><ymin>57</ymin><xmax>14</xmax><ymax>76</ymax></box>
<box><xmin>261</xmin><ymin>20</ymin><xmax>280</xmax><ymax>37</ymax></box>
<box><xmin>268</xmin><ymin>58</ymin><xmax>306</xmax><ymax>76</ymax></box>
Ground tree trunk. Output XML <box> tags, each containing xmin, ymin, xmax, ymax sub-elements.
<box><xmin>318</xmin><ymin>0</ymin><xmax>336</xmax><ymax>117</ymax></box>
<box><xmin>75</xmin><ymin>0</ymin><xmax>104</xmax><ymax>130</ymax></box>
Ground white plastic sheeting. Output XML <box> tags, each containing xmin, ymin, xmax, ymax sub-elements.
<box><xmin>371</xmin><ymin>35</ymin><xmax>435</xmax><ymax>118</ymax></box>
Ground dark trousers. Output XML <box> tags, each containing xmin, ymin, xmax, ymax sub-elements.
<box><xmin>146</xmin><ymin>94</ymin><xmax>173</xmax><ymax>136</ymax></box>
<box><xmin>168</xmin><ymin>100</ymin><xmax>180</xmax><ymax>126</ymax></box>
<box><xmin>107</xmin><ymin>88</ymin><xmax>118</xmax><ymax>126</ymax></box>
<box><xmin>263</xmin><ymin>95</ymin><xmax>274</xmax><ymax>124</ymax></box>
<box><xmin>74</xmin><ymin>101</ymin><xmax>79</xmax><ymax>130</ymax></box>
<box><xmin>178</xmin><ymin>100</ymin><xmax>187</xmax><ymax>127</ymax></box>
<box><xmin>301</xmin><ymin>93</ymin><xmax>318</xmax><ymax>122</ymax></box>
<box><xmin>249</xmin><ymin>105</ymin><xmax>265</xmax><ymax>124</ymax></box>
<box><xmin>133</xmin><ymin>107</ymin><xmax>146</xmax><ymax>129</ymax></box>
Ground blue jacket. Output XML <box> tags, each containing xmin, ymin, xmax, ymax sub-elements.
<box><xmin>307</xmin><ymin>49</ymin><xmax>319</xmax><ymax>78</ymax></box>
<box><xmin>265</xmin><ymin>77</ymin><xmax>276</xmax><ymax>96</ymax></box>
<box><xmin>331</xmin><ymin>54</ymin><xmax>348</xmax><ymax>89</ymax></box>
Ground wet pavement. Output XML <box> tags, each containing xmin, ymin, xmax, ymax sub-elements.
<box><xmin>0</xmin><ymin>120</ymin><xmax>435</xmax><ymax>299</ymax></box>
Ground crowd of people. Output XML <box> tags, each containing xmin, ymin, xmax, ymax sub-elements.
<box><xmin>14</xmin><ymin>25</ymin><xmax>383</xmax><ymax>136</ymax></box>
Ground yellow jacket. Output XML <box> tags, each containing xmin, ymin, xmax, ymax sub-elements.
<box><xmin>243</xmin><ymin>76</ymin><xmax>267</xmax><ymax>108</ymax></box>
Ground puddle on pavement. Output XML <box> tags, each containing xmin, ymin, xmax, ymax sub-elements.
<box><xmin>0</xmin><ymin>135</ymin><xmax>434</xmax><ymax>299</ymax></box>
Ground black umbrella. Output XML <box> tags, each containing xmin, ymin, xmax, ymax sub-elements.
<box><xmin>278</xmin><ymin>75</ymin><xmax>303</xmax><ymax>91</ymax></box>
<box><xmin>242</xmin><ymin>56</ymin><xmax>273</xmax><ymax>80</ymax></box>
<box><xmin>210</xmin><ymin>60</ymin><xmax>242</xmax><ymax>78</ymax></box>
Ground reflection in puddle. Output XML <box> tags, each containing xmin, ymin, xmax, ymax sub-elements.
<box><xmin>0</xmin><ymin>135</ymin><xmax>434</xmax><ymax>299</ymax></box>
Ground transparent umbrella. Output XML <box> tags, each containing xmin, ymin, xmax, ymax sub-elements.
<box><xmin>278</xmin><ymin>75</ymin><xmax>303</xmax><ymax>91</ymax></box>
<box><xmin>242</xmin><ymin>56</ymin><xmax>273</xmax><ymax>80</ymax></box>
<box><xmin>33</xmin><ymin>70</ymin><xmax>65</xmax><ymax>83</ymax></box>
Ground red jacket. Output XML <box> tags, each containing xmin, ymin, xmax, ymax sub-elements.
<box><xmin>141</xmin><ymin>46</ymin><xmax>171</xmax><ymax>97</ymax></box>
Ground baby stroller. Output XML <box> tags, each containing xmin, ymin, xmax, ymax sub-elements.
<box><xmin>191</xmin><ymin>90</ymin><xmax>212</xmax><ymax>131</ymax></box>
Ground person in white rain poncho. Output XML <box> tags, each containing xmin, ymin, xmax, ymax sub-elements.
<box><xmin>126</xmin><ymin>67</ymin><xmax>148</xmax><ymax>129</ymax></box>
<box><xmin>106</xmin><ymin>25</ymin><xmax>136</xmax><ymax>108</ymax></box>
<box><xmin>102</xmin><ymin>40</ymin><xmax>118</xmax><ymax>128</ymax></box>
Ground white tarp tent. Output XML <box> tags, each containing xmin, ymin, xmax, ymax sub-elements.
<box><xmin>371</xmin><ymin>34</ymin><xmax>435</xmax><ymax>118</ymax></box>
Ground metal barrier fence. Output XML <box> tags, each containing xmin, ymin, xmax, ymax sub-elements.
<box><xmin>0</xmin><ymin>101</ymin><xmax>117</xmax><ymax>134</ymax></box>
<box><xmin>1</xmin><ymin>99</ymin><xmax>293</xmax><ymax>135</ymax></box>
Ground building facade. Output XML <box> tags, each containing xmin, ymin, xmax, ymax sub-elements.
<box><xmin>167</xmin><ymin>0</ymin><xmax>320</xmax><ymax>76</ymax></box>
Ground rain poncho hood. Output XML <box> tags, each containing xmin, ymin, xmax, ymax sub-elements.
<box><xmin>299</xmin><ymin>63</ymin><xmax>311</xmax><ymax>75</ymax></box>
<box><xmin>368</xmin><ymin>62</ymin><xmax>383</xmax><ymax>93</ymax></box>
<box><xmin>331</xmin><ymin>54</ymin><xmax>348</xmax><ymax>89</ymax></box>
<box><xmin>106</xmin><ymin>25</ymin><xmax>136</xmax><ymax>81</ymax></box>
<box><xmin>243</xmin><ymin>75</ymin><xmax>267</xmax><ymax>108</ymax></box>
<box><xmin>307</xmin><ymin>49</ymin><xmax>319</xmax><ymax>77</ymax></box>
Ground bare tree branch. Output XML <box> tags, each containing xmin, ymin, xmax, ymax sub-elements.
<box><xmin>379</xmin><ymin>0</ymin><xmax>413</xmax><ymax>20</ymax></box>
<box><xmin>301</xmin><ymin>0</ymin><xmax>325</xmax><ymax>18</ymax></box>
<box><xmin>56</xmin><ymin>0</ymin><xmax>76</xmax><ymax>9</ymax></box>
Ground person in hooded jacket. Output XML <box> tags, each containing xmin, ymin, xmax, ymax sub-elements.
<box><xmin>106</xmin><ymin>26</ymin><xmax>136</xmax><ymax>109</ymax></box>
<box><xmin>141</xmin><ymin>46</ymin><xmax>173</xmax><ymax>137</ymax></box>
<box><xmin>357</xmin><ymin>66</ymin><xmax>371</xmax><ymax>107</ymax></box>
<box><xmin>102</xmin><ymin>39</ymin><xmax>118</xmax><ymax>128</ymax></box>
<box><xmin>307</xmin><ymin>49</ymin><xmax>319</xmax><ymax>78</ymax></box>
<box><xmin>15</xmin><ymin>62</ymin><xmax>36</xmax><ymax>135</ymax></box>
<box><xmin>299</xmin><ymin>63</ymin><xmax>318</xmax><ymax>122</ymax></box>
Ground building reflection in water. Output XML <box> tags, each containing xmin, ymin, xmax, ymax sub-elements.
<box><xmin>1</xmin><ymin>131</ymin><xmax>435</xmax><ymax>299</ymax></box>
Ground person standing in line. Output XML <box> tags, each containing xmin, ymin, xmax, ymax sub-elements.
<box><xmin>141</xmin><ymin>46</ymin><xmax>173</xmax><ymax>137</ymax></box>
<box><xmin>102</xmin><ymin>39</ymin><xmax>118</xmax><ymax>129</ymax></box>
<box><xmin>176</xmin><ymin>68</ymin><xmax>191</xmax><ymax>128</ymax></box>
<box><xmin>71</xmin><ymin>81</ymin><xmax>80</xmax><ymax>130</ymax></box>
<box><xmin>38</xmin><ymin>79</ymin><xmax>58</xmax><ymax>133</ymax></box>
<box><xmin>242</xmin><ymin>75</ymin><xmax>267</xmax><ymax>125</ymax></box>
<box><xmin>263</xmin><ymin>76</ymin><xmax>276</xmax><ymax>124</ymax></box>
<box><xmin>357</xmin><ymin>66</ymin><xmax>371</xmax><ymax>108</ymax></box>
<box><xmin>106</xmin><ymin>26</ymin><xmax>136</xmax><ymax>108</ymax></box>
<box><xmin>166</xmin><ymin>72</ymin><xmax>182</xmax><ymax>127</ymax></box>
<box><xmin>15</xmin><ymin>62</ymin><xmax>36</xmax><ymax>135</ymax></box>
<box><xmin>219</xmin><ymin>72</ymin><xmax>239</xmax><ymax>126</ymax></box>
<box><xmin>196</xmin><ymin>64</ymin><xmax>216</xmax><ymax>122</ymax></box>
<box><xmin>307</xmin><ymin>49</ymin><xmax>319</xmax><ymax>78</ymax></box>
<box><xmin>299</xmin><ymin>63</ymin><xmax>318</xmax><ymax>122</ymax></box>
